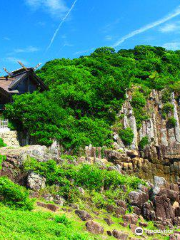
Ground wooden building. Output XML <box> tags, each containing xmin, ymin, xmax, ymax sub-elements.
<box><xmin>0</xmin><ymin>67</ymin><xmax>47</xmax><ymax>110</ymax></box>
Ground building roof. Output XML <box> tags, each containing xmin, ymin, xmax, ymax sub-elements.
<box><xmin>0</xmin><ymin>68</ymin><xmax>47</xmax><ymax>95</ymax></box>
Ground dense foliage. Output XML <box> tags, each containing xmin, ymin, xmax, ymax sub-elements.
<box><xmin>119</xmin><ymin>127</ymin><xmax>134</xmax><ymax>146</ymax></box>
<box><xmin>139</xmin><ymin>136</ymin><xmax>149</xmax><ymax>150</ymax></box>
<box><xmin>0</xmin><ymin>177</ymin><xmax>34</xmax><ymax>210</ymax></box>
<box><xmin>24</xmin><ymin>158</ymin><xmax>144</xmax><ymax>204</ymax></box>
<box><xmin>5</xmin><ymin>45</ymin><xmax>180</xmax><ymax>151</ymax></box>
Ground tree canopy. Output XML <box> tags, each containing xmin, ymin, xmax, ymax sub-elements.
<box><xmin>5</xmin><ymin>45</ymin><xmax>180</xmax><ymax>151</ymax></box>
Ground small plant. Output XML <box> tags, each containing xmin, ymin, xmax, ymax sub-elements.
<box><xmin>54</xmin><ymin>215</ymin><xmax>72</xmax><ymax>227</ymax></box>
<box><xmin>119</xmin><ymin>127</ymin><xmax>134</xmax><ymax>146</ymax></box>
<box><xmin>139</xmin><ymin>136</ymin><xmax>149</xmax><ymax>150</ymax></box>
<box><xmin>0</xmin><ymin>138</ymin><xmax>7</xmax><ymax>148</ymax></box>
<box><xmin>0</xmin><ymin>155</ymin><xmax>6</xmax><ymax>170</ymax></box>
<box><xmin>162</xmin><ymin>103</ymin><xmax>174</xmax><ymax>116</ymax></box>
<box><xmin>167</xmin><ymin>117</ymin><xmax>177</xmax><ymax>128</ymax></box>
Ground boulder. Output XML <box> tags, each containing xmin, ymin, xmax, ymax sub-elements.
<box><xmin>116</xmin><ymin>200</ymin><xmax>127</xmax><ymax>209</ymax></box>
<box><xmin>75</xmin><ymin>210</ymin><xmax>92</xmax><ymax>221</ymax></box>
<box><xmin>114</xmin><ymin>207</ymin><xmax>126</xmax><ymax>217</ymax></box>
<box><xmin>37</xmin><ymin>202</ymin><xmax>59</xmax><ymax>212</ymax></box>
<box><xmin>122</xmin><ymin>214</ymin><xmax>138</xmax><ymax>224</ymax></box>
<box><xmin>54</xmin><ymin>195</ymin><xmax>65</xmax><ymax>206</ymax></box>
<box><xmin>142</xmin><ymin>202</ymin><xmax>156</xmax><ymax>221</ymax></box>
<box><xmin>129</xmin><ymin>191</ymin><xmax>149</xmax><ymax>208</ymax></box>
<box><xmin>112</xmin><ymin>230</ymin><xmax>129</xmax><ymax>240</ymax></box>
<box><xmin>166</xmin><ymin>189</ymin><xmax>179</xmax><ymax>202</ymax></box>
<box><xmin>27</xmin><ymin>172</ymin><xmax>46</xmax><ymax>191</ymax></box>
<box><xmin>154</xmin><ymin>194</ymin><xmax>175</xmax><ymax>220</ymax></box>
<box><xmin>86</xmin><ymin>221</ymin><xmax>104</xmax><ymax>234</ymax></box>
<box><xmin>104</xmin><ymin>218</ymin><xmax>114</xmax><ymax>226</ymax></box>
<box><xmin>129</xmin><ymin>224</ymin><xmax>137</xmax><ymax>234</ymax></box>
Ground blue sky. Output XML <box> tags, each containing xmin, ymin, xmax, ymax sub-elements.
<box><xmin>1</xmin><ymin>0</ymin><xmax>180</xmax><ymax>73</ymax></box>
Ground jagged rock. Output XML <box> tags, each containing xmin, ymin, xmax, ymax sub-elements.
<box><xmin>114</xmin><ymin>207</ymin><xmax>126</xmax><ymax>217</ymax></box>
<box><xmin>175</xmin><ymin>208</ymin><xmax>180</xmax><ymax>217</ymax></box>
<box><xmin>122</xmin><ymin>214</ymin><xmax>138</xmax><ymax>224</ymax></box>
<box><xmin>116</xmin><ymin>200</ymin><xmax>127</xmax><ymax>209</ymax></box>
<box><xmin>126</xmin><ymin>150</ymin><xmax>139</xmax><ymax>158</ymax></box>
<box><xmin>37</xmin><ymin>202</ymin><xmax>59</xmax><ymax>212</ymax></box>
<box><xmin>54</xmin><ymin>195</ymin><xmax>65</xmax><ymax>206</ymax></box>
<box><xmin>104</xmin><ymin>218</ymin><xmax>114</xmax><ymax>226</ymax></box>
<box><xmin>166</xmin><ymin>189</ymin><xmax>179</xmax><ymax>202</ymax></box>
<box><xmin>154</xmin><ymin>194</ymin><xmax>175</xmax><ymax>220</ymax></box>
<box><xmin>86</xmin><ymin>221</ymin><xmax>104</xmax><ymax>234</ymax></box>
<box><xmin>129</xmin><ymin>191</ymin><xmax>149</xmax><ymax>208</ymax></box>
<box><xmin>27</xmin><ymin>172</ymin><xmax>46</xmax><ymax>191</ymax></box>
<box><xmin>42</xmin><ymin>193</ymin><xmax>54</xmax><ymax>202</ymax></box>
<box><xmin>112</xmin><ymin>230</ymin><xmax>129</xmax><ymax>240</ymax></box>
<box><xmin>107</xmin><ymin>231</ymin><xmax>112</xmax><ymax>236</ymax></box>
<box><xmin>75</xmin><ymin>210</ymin><xmax>92</xmax><ymax>221</ymax></box>
<box><xmin>139</xmin><ymin>222</ymin><xmax>148</xmax><ymax>227</ymax></box>
<box><xmin>142</xmin><ymin>202</ymin><xmax>156</xmax><ymax>221</ymax></box>
<box><xmin>133</xmin><ymin>206</ymin><xmax>141</xmax><ymax>215</ymax></box>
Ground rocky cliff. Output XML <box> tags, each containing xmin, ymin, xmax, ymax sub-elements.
<box><xmin>110</xmin><ymin>89</ymin><xmax>180</xmax><ymax>182</ymax></box>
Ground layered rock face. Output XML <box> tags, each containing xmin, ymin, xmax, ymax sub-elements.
<box><xmin>85</xmin><ymin>90</ymin><xmax>180</xmax><ymax>183</ymax></box>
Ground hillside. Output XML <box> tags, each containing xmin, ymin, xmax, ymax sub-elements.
<box><xmin>5</xmin><ymin>45</ymin><xmax>180</xmax><ymax>152</ymax></box>
<box><xmin>1</xmin><ymin>45</ymin><xmax>180</xmax><ymax>239</ymax></box>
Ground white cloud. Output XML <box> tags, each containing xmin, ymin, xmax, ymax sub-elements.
<box><xmin>159</xmin><ymin>22</ymin><xmax>180</xmax><ymax>32</ymax></box>
<box><xmin>13</xmin><ymin>46</ymin><xmax>40</xmax><ymax>53</ymax></box>
<box><xmin>112</xmin><ymin>5</ymin><xmax>180</xmax><ymax>48</ymax></box>
<box><xmin>46</xmin><ymin>0</ymin><xmax>77</xmax><ymax>51</ymax></box>
<box><xmin>4</xmin><ymin>37</ymin><xmax>10</xmax><ymax>41</ymax></box>
<box><xmin>163</xmin><ymin>42</ymin><xmax>180</xmax><ymax>50</ymax></box>
<box><xmin>74</xmin><ymin>47</ymin><xmax>95</xmax><ymax>56</ymax></box>
<box><xmin>4</xmin><ymin>57</ymin><xmax>29</xmax><ymax>65</ymax></box>
<box><xmin>25</xmin><ymin>0</ymin><xmax>68</xmax><ymax>18</ymax></box>
<box><xmin>105</xmin><ymin>35</ymin><xmax>113</xmax><ymax>41</ymax></box>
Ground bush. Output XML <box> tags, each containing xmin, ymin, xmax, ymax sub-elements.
<box><xmin>0</xmin><ymin>177</ymin><xmax>34</xmax><ymax>210</ymax></box>
<box><xmin>119</xmin><ymin>127</ymin><xmax>134</xmax><ymax>146</ymax></box>
<box><xmin>54</xmin><ymin>215</ymin><xmax>72</xmax><ymax>227</ymax></box>
<box><xmin>167</xmin><ymin>117</ymin><xmax>177</xmax><ymax>128</ymax></box>
<box><xmin>162</xmin><ymin>103</ymin><xmax>174</xmax><ymax>115</ymax></box>
<box><xmin>0</xmin><ymin>138</ymin><xmax>6</xmax><ymax>148</ymax></box>
<box><xmin>0</xmin><ymin>155</ymin><xmax>6</xmax><ymax>170</ymax></box>
<box><xmin>161</xmin><ymin>89</ymin><xmax>171</xmax><ymax>103</ymax></box>
<box><xmin>139</xmin><ymin>136</ymin><xmax>149</xmax><ymax>150</ymax></box>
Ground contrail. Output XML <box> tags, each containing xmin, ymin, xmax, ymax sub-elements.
<box><xmin>112</xmin><ymin>5</ymin><xmax>180</xmax><ymax>48</ymax></box>
<box><xmin>46</xmin><ymin>0</ymin><xmax>78</xmax><ymax>51</ymax></box>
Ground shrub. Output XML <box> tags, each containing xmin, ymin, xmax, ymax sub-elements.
<box><xmin>54</xmin><ymin>215</ymin><xmax>72</xmax><ymax>227</ymax></box>
<box><xmin>162</xmin><ymin>103</ymin><xmax>174</xmax><ymax>115</ymax></box>
<box><xmin>0</xmin><ymin>177</ymin><xmax>34</xmax><ymax>210</ymax></box>
<box><xmin>167</xmin><ymin>117</ymin><xmax>177</xmax><ymax>128</ymax></box>
<box><xmin>139</xmin><ymin>136</ymin><xmax>149</xmax><ymax>150</ymax></box>
<box><xmin>119</xmin><ymin>127</ymin><xmax>134</xmax><ymax>146</ymax></box>
<box><xmin>0</xmin><ymin>138</ymin><xmax>6</xmax><ymax>148</ymax></box>
<box><xmin>0</xmin><ymin>155</ymin><xmax>6</xmax><ymax>170</ymax></box>
<box><xmin>131</xmin><ymin>90</ymin><xmax>148</xmax><ymax>129</ymax></box>
<box><xmin>161</xmin><ymin>89</ymin><xmax>171</xmax><ymax>103</ymax></box>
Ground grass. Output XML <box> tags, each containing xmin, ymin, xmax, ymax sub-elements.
<box><xmin>0</xmin><ymin>204</ymin><xmax>98</xmax><ymax>240</ymax></box>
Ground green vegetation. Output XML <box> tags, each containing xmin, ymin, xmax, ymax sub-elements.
<box><xmin>161</xmin><ymin>89</ymin><xmax>171</xmax><ymax>103</ymax></box>
<box><xmin>119</xmin><ymin>127</ymin><xmax>134</xmax><ymax>146</ymax></box>
<box><xmin>24</xmin><ymin>158</ymin><xmax>144</xmax><ymax>206</ymax></box>
<box><xmin>162</xmin><ymin>103</ymin><xmax>174</xmax><ymax>118</ymax></box>
<box><xmin>167</xmin><ymin>117</ymin><xmax>177</xmax><ymax>128</ymax></box>
<box><xmin>0</xmin><ymin>155</ymin><xmax>5</xmax><ymax>170</ymax></box>
<box><xmin>5</xmin><ymin>45</ymin><xmax>180</xmax><ymax>151</ymax></box>
<box><xmin>139</xmin><ymin>136</ymin><xmax>149</xmax><ymax>150</ymax></box>
<box><xmin>0</xmin><ymin>204</ymin><xmax>97</xmax><ymax>240</ymax></box>
<box><xmin>0</xmin><ymin>138</ymin><xmax>6</xmax><ymax>148</ymax></box>
<box><xmin>0</xmin><ymin>177</ymin><xmax>34</xmax><ymax>210</ymax></box>
<box><xmin>131</xmin><ymin>89</ymin><xmax>149</xmax><ymax>129</ymax></box>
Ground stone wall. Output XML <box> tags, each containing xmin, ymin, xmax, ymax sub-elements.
<box><xmin>0</xmin><ymin>131</ymin><xmax>20</xmax><ymax>147</ymax></box>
